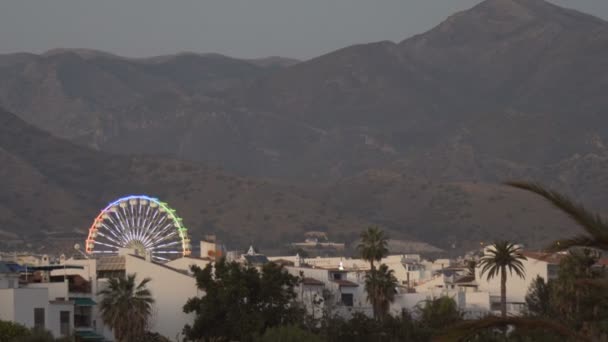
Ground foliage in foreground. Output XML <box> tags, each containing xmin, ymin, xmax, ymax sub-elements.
<box><xmin>183</xmin><ymin>259</ymin><xmax>304</xmax><ymax>342</ymax></box>
<box><xmin>0</xmin><ymin>321</ymin><xmax>73</xmax><ymax>342</ymax></box>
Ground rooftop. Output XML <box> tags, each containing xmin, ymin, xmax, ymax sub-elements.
<box><xmin>97</xmin><ymin>256</ymin><xmax>126</xmax><ymax>272</ymax></box>
<box><xmin>302</xmin><ymin>277</ymin><xmax>325</xmax><ymax>286</ymax></box>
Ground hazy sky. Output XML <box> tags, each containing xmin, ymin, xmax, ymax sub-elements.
<box><xmin>1</xmin><ymin>0</ymin><xmax>607</xmax><ymax>60</ymax></box>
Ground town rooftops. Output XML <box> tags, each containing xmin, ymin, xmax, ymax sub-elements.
<box><xmin>96</xmin><ymin>256</ymin><xmax>126</xmax><ymax>271</ymax></box>
<box><xmin>302</xmin><ymin>277</ymin><xmax>325</xmax><ymax>286</ymax></box>
<box><xmin>0</xmin><ymin>261</ymin><xmax>22</xmax><ymax>273</ymax></box>
<box><xmin>243</xmin><ymin>254</ymin><xmax>269</xmax><ymax>265</ymax></box>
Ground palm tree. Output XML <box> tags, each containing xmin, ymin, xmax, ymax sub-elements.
<box><xmin>357</xmin><ymin>226</ymin><xmax>389</xmax><ymax>270</ymax></box>
<box><xmin>478</xmin><ymin>241</ymin><xmax>527</xmax><ymax>318</ymax></box>
<box><xmin>98</xmin><ymin>273</ymin><xmax>154</xmax><ymax>342</ymax></box>
<box><xmin>364</xmin><ymin>264</ymin><xmax>398</xmax><ymax>320</ymax></box>
<box><xmin>506</xmin><ymin>181</ymin><xmax>608</xmax><ymax>252</ymax></box>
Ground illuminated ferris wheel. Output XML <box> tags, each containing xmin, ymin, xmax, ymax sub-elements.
<box><xmin>85</xmin><ymin>195</ymin><xmax>192</xmax><ymax>262</ymax></box>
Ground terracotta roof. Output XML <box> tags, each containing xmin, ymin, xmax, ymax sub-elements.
<box><xmin>332</xmin><ymin>279</ymin><xmax>359</xmax><ymax>287</ymax></box>
<box><xmin>302</xmin><ymin>277</ymin><xmax>324</xmax><ymax>286</ymax></box>
<box><xmin>96</xmin><ymin>256</ymin><xmax>126</xmax><ymax>271</ymax></box>
<box><xmin>522</xmin><ymin>252</ymin><xmax>564</xmax><ymax>265</ymax></box>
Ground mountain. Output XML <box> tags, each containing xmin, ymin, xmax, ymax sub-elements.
<box><xmin>2</xmin><ymin>0</ymin><xmax>605</xmax><ymax>183</ymax></box>
<box><xmin>1</xmin><ymin>0</ymin><xmax>607</xmax><ymax>250</ymax></box>
<box><xmin>0</xmin><ymin>106</ymin><xmax>585</xmax><ymax>253</ymax></box>
<box><xmin>0</xmin><ymin>107</ymin><xmax>379</xmax><ymax>253</ymax></box>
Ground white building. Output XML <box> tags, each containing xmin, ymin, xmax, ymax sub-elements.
<box><xmin>0</xmin><ymin>261</ymin><xmax>79</xmax><ymax>340</ymax></box>
<box><xmin>475</xmin><ymin>250</ymin><xmax>561</xmax><ymax>315</ymax></box>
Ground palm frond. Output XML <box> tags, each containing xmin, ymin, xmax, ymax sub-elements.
<box><xmin>506</xmin><ymin>181</ymin><xmax>608</xmax><ymax>251</ymax></box>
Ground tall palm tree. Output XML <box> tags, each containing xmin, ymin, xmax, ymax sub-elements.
<box><xmin>506</xmin><ymin>181</ymin><xmax>608</xmax><ymax>252</ymax></box>
<box><xmin>364</xmin><ymin>264</ymin><xmax>398</xmax><ymax>320</ymax></box>
<box><xmin>98</xmin><ymin>273</ymin><xmax>154</xmax><ymax>342</ymax></box>
<box><xmin>478</xmin><ymin>241</ymin><xmax>527</xmax><ymax>318</ymax></box>
<box><xmin>357</xmin><ymin>226</ymin><xmax>389</xmax><ymax>270</ymax></box>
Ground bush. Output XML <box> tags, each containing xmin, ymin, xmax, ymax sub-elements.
<box><xmin>255</xmin><ymin>325</ymin><xmax>323</xmax><ymax>342</ymax></box>
<box><xmin>0</xmin><ymin>320</ymin><xmax>30</xmax><ymax>341</ymax></box>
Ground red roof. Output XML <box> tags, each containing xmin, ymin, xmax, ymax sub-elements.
<box><xmin>521</xmin><ymin>251</ymin><xmax>564</xmax><ymax>265</ymax></box>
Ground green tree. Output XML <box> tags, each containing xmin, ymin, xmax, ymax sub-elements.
<box><xmin>0</xmin><ymin>320</ymin><xmax>30</xmax><ymax>341</ymax></box>
<box><xmin>365</xmin><ymin>264</ymin><xmax>398</xmax><ymax>320</ymax></box>
<box><xmin>552</xmin><ymin>250</ymin><xmax>608</xmax><ymax>337</ymax></box>
<box><xmin>357</xmin><ymin>226</ymin><xmax>389</xmax><ymax>270</ymax></box>
<box><xmin>183</xmin><ymin>259</ymin><xmax>304</xmax><ymax>342</ymax></box>
<box><xmin>478</xmin><ymin>241</ymin><xmax>527</xmax><ymax>318</ymax></box>
<box><xmin>97</xmin><ymin>273</ymin><xmax>154</xmax><ymax>342</ymax></box>
<box><xmin>525</xmin><ymin>276</ymin><xmax>552</xmax><ymax>317</ymax></box>
<box><xmin>416</xmin><ymin>296</ymin><xmax>462</xmax><ymax>333</ymax></box>
<box><xmin>255</xmin><ymin>325</ymin><xmax>323</xmax><ymax>342</ymax></box>
<box><xmin>506</xmin><ymin>181</ymin><xmax>608</xmax><ymax>252</ymax></box>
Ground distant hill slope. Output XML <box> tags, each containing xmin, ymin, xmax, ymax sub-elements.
<box><xmin>0</xmin><ymin>107</ymin><xmax>590</xmax><ymax>253</ymax></box>
<box><xmin>0</xmin><ymin>107</ymin><xmax>377</xmax><ymax>252</ymax></box>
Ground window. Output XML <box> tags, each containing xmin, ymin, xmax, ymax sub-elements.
<box><xmin>34</xmin><ymin>308</ymin><xmax>45</xmax><ymax>329</ymax></box>
<box><xmin>74</xmin><ymin>306</ymin><xmax>92</xmax><ymax>328</ymax></box>
<box><xmin>341</xmin><ymin>293</ymin><xmax>353</xmax><ymax>307</ymax></box>
<box><xmin>60</xmin><ymin>311</ymin><xmax>70</xmax><ymax>336</ymax></box>
<box><xmin>332</xmin><ymin>273</ymin><xmax>342</xmax><ymax>280</ymax></box>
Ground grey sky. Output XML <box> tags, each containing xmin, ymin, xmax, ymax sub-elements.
<box><xmin>1</xmin><ymin>0</ymin><xmax>606</xmax><ymax>60</ymax></box>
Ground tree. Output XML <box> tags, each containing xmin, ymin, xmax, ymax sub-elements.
<box><xmin>506</xmin><ymin>181</ymin><xmax>608</xmax><ymax>252</ymax></box>
<box><xmin>357</xmin><ymin>226</ymin><xmax>389</xmax><ymax>270</ymax></box>
<box><xmin>415</xmin><ymin>296</ymin><xmax>462</xmax><ymax>332</ymax></box>
<box><xmin>255</xmin><ymin>325</ymin><xmax>323</xmax><ymax>342</ymax></box>
<box><xmin>478</xmin><ymin>241</ymin><xmax>527</xmax><ymax>318</ymax></box>
<box><xmin>365</xmin><ymin>264</ymin><xmax>398</xmax><ymax>320</ymax></box>
<box><xmin>550</xmin><ymin>249</ymin><xmax>608</xmax><ymax>335</ymax></box>
<box><xmin>98</xmin><ymin>273</ymin><xmax>154</xmax><ymax>342</ymax></box>
<box><xmin>183</xmin><ymin>259</ymin><xmax>305</xmax><ymax>342</ymax></box>
<box><xmin>0</xmin><ymin>320</ymin><xmax>30</xmax><ymax>341</ymax></box>
<box><xmin>525</xmin><ymin>276</ymin><xmax>552</xmax><ymax>317</ymax></box>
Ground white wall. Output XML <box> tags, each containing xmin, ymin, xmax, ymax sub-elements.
<box><xmin>125</xmin><ymin>255</ymin><xmax>201</xmax><ymax>341</ymax></box>
<box><xmin>476</xmin><ymin>257</ymin><xmax>549</xmax><ymax>303</ymax></box>
<box><xmin>390</xmin><ymin>292</ymin><xmax>427</xmax><ymax>315</ymax></box>
<box><xmin>48</xmin><ymin>302</ymin><xmax>74</xmax><ymax>338</ymax></box>
<box><xmin>27</xmin><ymin>281</ymin><xmax>69</xmax><ymax>301</ymax></box>
<box><xmin>6</xmin><ymin>288</ymin><xmax>50</xmax><ymax>330</ymax></box>
<box><xmin>0</xmin><ymin>289</ymin><xmax>16</xmax><ymax>321</ymax></box>
<box><xmin>165</xmin><ymin>257</ymin><xmax>211</xmax><ymax>273</ymax></box>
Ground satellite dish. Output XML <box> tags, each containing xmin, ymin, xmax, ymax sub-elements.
<box><xmin>74</xmin><ymin>243</ymin><xmax>81</xmax><ymax>250</ymax></box>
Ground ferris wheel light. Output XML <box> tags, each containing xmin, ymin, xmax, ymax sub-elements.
<box><xmin>84</xmin><ymin>195</ymin><xmax>190</xmax><ymax>262</ymax></box>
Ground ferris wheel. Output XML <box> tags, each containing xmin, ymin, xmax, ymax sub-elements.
<box><xmin>85</xmin><ymin>195</ymin><xmax>192</xmax><ymax>262</ymax></box>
